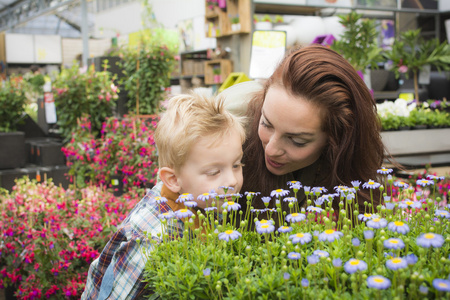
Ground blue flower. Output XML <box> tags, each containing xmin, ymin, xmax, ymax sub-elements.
<box><xmin>283</xmin><ymin>197</ymin><xmax>298</xmax><ymax>203</ymax></box>
<box><xmin>426</xmin><ymin>175</ymin><xmax>445</xmax><ymax>181</ymax></box>
<box><xmin>174</xmin><ymin>208</ymin><xmax>194</xmax><ymax>219</ymax></box>
<box><xmin>419</xmin><ymin>285</ymin><xmax>429</xmax><ymax>295</ymax></box>
<box><xmin>287</xmin><ymin>180</ymin><xmax>301</xmax><ymax>186</ymax></box>
<box><xmin>435</xmin><ymin>210</ymin><xmax>450</xmax><ymax>219</ymax></box>
<box><xmin>385</xmin><ymin>202</ymin><xmax>395</xmax><ymax>210</ymax></box>
<box><xmin>154</xmin><ymin>196</ymin><xmax>168</xmax><ymax>204</ymax></box>
<box><xmin>222</xmin><ymin>201</ymin><xmax>241</xmax><ymax>211</ymax></box>
<box><xmin>278</xmin><ymin>226</ymin><xmax>293</xmax><ymax>233</ymax></box>
<box><xmin>287</xmin><ymin>252</ymin><xmax>301</xmax><ymax>260</ymax></box>
<box><xmin>255</xmin><ymin>219</ymin><xmax>274</xmax><ymax>227</ymax></box>
<box><xmin>304</xmin><ymin>186</ymin><xmax>311</xmax><ymax>194</ymax></box>
<box><xmin>158</xmin><ymin>211</ymin><xmax>175</xmax><ymax>220</ymax></box>
<box><xmin>289</xmin><ymin>182</ymin><xmax>302</xmax><ymax>191</ymax></box>
<box><xmin>197</xmin><ymin>192</ymin><xmax>216</xmax><ymax>202</ymax></box>
<box><xmin>313</xmin><ymin>250</ymin><xmax>329</xmax><ymax>258</ymax></box>
<box><xmin>311</xmin><ymin>186</ymin><xmax>327</xmax><ymax>195</ymax></box>
<box><xmin>286</xmin><ymin>212</ymin><xmax>306</xmax><ymax>223</ymax></box>
<box><xmin>203</xmin><ymin>268</ymin><xmax>211</xmax><ymax>277</ymax></box>
<box><xmin>416</xmin><ymin>233</ymin><xmax>445</xmax><ymax>248</ymax></box>
<box><xmin>256</xmin><ymin>223</ymin><xmax>276</xmax><ymax>234</ymax></box>
<box><xmin>433</xmin><ymin>279</ymin><xmax>450</xmax><ymax>292</ymax></box>
<box><xmin>245</xmin><ymin>191</ymin><xmax>260</xmax><ymax>200</ymax></box>
<box><xmin>261</xmin><ymin>196</ymin><xmax>271</xmax><ymax>205</ymax></box>
<box><xmin>344</xmin><ymin>259</ymin><xmax>367</xmax><ymax>274</ymax></box>
<box><xmin>204</xmin><ymin>207</ymin><xmax>217</xmax><ymax>212</ymax></box>
<box><xmin>386</xmin><ymin>257</ymin><xmax>408</xmax><ymax>270</ymax></box>
<box><xmin>364</xmin><ymin>230</ymin><xmax>374</xmax><ymax>240</ymax></box>
<box><xmin>318</xmin><ymin>229</ymin><xmax>343</xmax><ymax>242</ymax></box>
<box><xmin>351</xmin><ymin>180</ymin><xmax>361</xmax><ymax>188</ymax></box>
<box><xmin>377</xmin><ymin>167</ymin><xmax>393</xmax><ymax>175</ymax></box>
<box><xmin>176</xmin><ymin>193</ymin><xmax>194</xmax><ymax>203</ymax></box>
<box><xmin>383</xmin><ymin>238</ymin><xmax>405</xmax><ymax>250</ymax></box>
<box><xmin>184</xmin><ymin>201</ymin><xmax>198</xmax><ymax>208</ymax></box>
<box><xmin>307</xmin><ymin>255</ymin><xmax>319</xmax><ymax>265</ymax></box>
<box><xmin>307</xmin><ymin>206</ymin><xmax>323</xmax><ymax>213</ymax></box>
<box><xmin>289</xmin><ymin>232</ymin><xmax>312</xmax><ymax>245</ymax></box>
<box><xmin>358</xmin><ymin>213</ymin><xmax>377</xmax><ymax>221</ymax></box>
<box><xmin>301</xmin><ymin>278</ymin><xmax>310</xmax><ymax>288</ymax></box>
<box><xmin>398</xmin><ymin>199</ymin><xmax>422</xmax><ymax>209</ymax></box>
<box><xmin>283</xmin><ymin>272</ymin><xmax>290</xmax><ymax>280</ymax></box>
<box><xmin>270</xmin><ymin>189</ymin><xmax>290</xmax><ymax>198</ymax></box>
<box><xmin>393</xmin><ymin>181</ymin><xmax>409</xmax><ymax>189</ymax></box>
<box><xmin>366</xmin><ymin>217</ymin><xmax>388</xmax><ymax>229</ymax></box>
<box><xmin>218</xmin><ymin>230</ymin><xmax>241</xmax><ymax>242</ymax></box>
<box><xmin>405</xmin><ymin>254</ymin><xmax>418</xmax><ymax>265</ymax></box>
<box><xmin>352</xmin><ymin>238</ymin><xmax>360</xmax><ymax>247</ymax></box>
<box><xmin>332</xmin><ymin>258</ymin><xmax>342</xmax><ymax>268</ymax></box>
<box><xmin>363</xmin><ymin>179</ymin><xmax>381</xmax><ymax>189</ymax></box>
<box><xmin>387</xmin><ymin>221</ymin><xmax>410</xmax><ymax>234</ymax></box>
<box><xmin>367</xmin><ymin>275</ymin><xmax>391</xmax><ymax>290</ymax></box>
<box><xmin>416</xmin><ymin>179</ymin><xmax>434</xmax><ymax>187</ymax></box>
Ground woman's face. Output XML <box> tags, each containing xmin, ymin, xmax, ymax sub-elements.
<box><xmin>258</xmin><ymin>85</ymin><xmax>328</xmax><ymax>176</ymax></box>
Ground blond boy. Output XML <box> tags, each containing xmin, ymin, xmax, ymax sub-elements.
<box><xmin>82</xmin><ymin>92</ymin><xmax>246</xmax><ymax>299</ymax></box>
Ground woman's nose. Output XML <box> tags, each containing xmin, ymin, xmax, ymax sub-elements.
<box><xmin>265</xmin><ymin>134</ymin><xmax>284</xmax><ymax>157</ymax></box>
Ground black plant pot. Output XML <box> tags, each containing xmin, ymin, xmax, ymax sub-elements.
<box><xmin>0</xmin><ymin>132</ymin><xmax>26</xmax><ymax>170</ymax></box>
<box><xmin>111</xmin><ymin>174</ymin><xmax>124</xmax><ymax>196</ymax></box>
<box><xmin>3</xmin><ymin>284</ymin><xmax>18</xmax><ymax>300</ymax></box>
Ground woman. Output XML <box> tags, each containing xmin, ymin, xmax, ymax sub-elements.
<box><xmin>230</xmin><ymin>44</ymin><xmax>387</xmax><ymax>212</ymax></box>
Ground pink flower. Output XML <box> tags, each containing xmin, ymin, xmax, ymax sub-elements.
<box><xmin>398</xmin><ymin>65</ymin><xmax>408</xmax><ymax>73</ymax></box>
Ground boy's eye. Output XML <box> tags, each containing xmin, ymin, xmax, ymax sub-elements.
<box><xmin>233</xmin><ymin>163</ymin><xmax>245</xmax><ymax>169</ymax></box>
<box><xmin>206</xmin><ymin>170</ymin><xmax>220</xmax><ymax>176</ymax></box>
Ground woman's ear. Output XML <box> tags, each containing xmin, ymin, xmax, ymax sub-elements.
<box><xmin>159</xmin><ymin>167</ymin><xmax>181</xmax><ymax>194</ymax></box>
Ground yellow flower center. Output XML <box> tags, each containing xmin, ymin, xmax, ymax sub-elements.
<box><xmin>163</xmin><ymin>212</ymin><xmax>169</xmax><ymax>215</ymax></box>
<box><xmin>291</xmin><ymin>213</ymin><xmax>298</xmax><ymax>217</ymax></box>
<box><xmin>180</xmin><ymin>209</ymin><xmax>188</xmax><ymax>213</ymax></box>
<box><xmin>364</xmin><ymin>213</ymin><xmax>372</xmax><ymax>218</ymax></box>
<box><xmin>261</xmin><ymin>225</ymin><xmax>269</xmax><ymax>229</ymax></box>
<box><xmin>382</xmin><ymin>168</ymin><xmax>388</xmax><ymax>171</ymax></box>
<box><xmin>372</xmin><ymin>218</ymin><xmax>380</xmax><ymax>222</ymax></box>
<box><xmin>203</xmin><ymin>193</ymin><xmax>209</xmax><ymax>196</ymax></box>
<box><xmin>424</xmin><ymin>233</ymin><xmax>435</xmax><ymax>239</ymax></box>
<box><xmin>227</xmin><ymin>201</ymin><xmax>235</xmax><ymax>205</ymax></box>
<box><xmin>260</xmin><ymin>220</ymin><xmax>268</xmax><ymax>224</ymax></box>
<box><xmin>392</xmin><ymin>258</ymin><xmax>402</xmax><ymax>264</ymax></box>
<box><xmin>276</xmin><ymin>189</ymin><xmax>282</xmax><ymax>192</ymax></box>
<box><xmin>296</xmin><ymin>233</ymin><xmax>304</xmax><ymax>238</ymax></box>
<box><xmin>225</xmin><ymin>230</ymin><xmax>234</xmax><ymax>235</ymax></box>
<box><xmin>325</xmin><ymin>229</ymin><xmax>335</xmax><ymax>234</ymax></box>
<box><xmin>390</xmin><ymin>240</ymin><xmax>398</xmax><ymax>244</ymax></box>
<box><xmin>406</xmin><ymin>201</ymin><xmax>413</xmax><ymax>205</ymax></box>
<box><xmin>350</xmin><ymin>260</ymin><xmax>360</xmax><ymax>265</ymax></box>
<box><xmin>439</xmin><ymin>282</ymin><xmax>448</xmax><ymax>288</ymax></box>
<box><xmin>394</xmin><ymin>221</ymin><xmax>404</xmax><ymax>226</ymax></box>
<box><xmin>374</xmin><ymin>278</ymin><xmax>385</xmax><ymax>283</ymax></box>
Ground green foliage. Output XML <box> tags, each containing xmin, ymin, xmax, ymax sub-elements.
<box><xmin>52</xmin><ymin>63</ymin><xmax>118</xmax><ymax>141</ymax></box>
<box><xmin>330</xmin><ymin>11</ymin><xmax>383</xmax><ymax>72</ymax></box>
<box><xmin>119</xmin><ymin>30</ymin><xmax>177</xmax><ymax>115</ymax></box>
<box><xmin>0</xmin><ymin>79</ymin><xmax>27</xmax><ymax>132</ymax></box>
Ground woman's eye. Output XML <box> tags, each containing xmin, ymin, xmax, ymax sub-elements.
<box><xmin>233</xmin><ymin>163</ymin><xmax>245</xmax><ymax>169</ymax></box>
<box><xmin>260</xmin><ymin>119</ymin><xmax>270</xmax><ymax>128</ymax></box>
<box><xmin>291</xmin><ymin>139</ymin><xmax>307</xmax><ymax>147</ymax></box>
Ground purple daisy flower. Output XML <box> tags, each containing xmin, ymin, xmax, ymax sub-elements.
<box><xmin>352</xmin><ymin>238</ymin><xmax>360</xmax><ymax>247</ymax></box>
<box><xmin>358</xmin><ymin>213</ymin><xmax>377</xmax><ymax>222</ymax></box>
<box><xmin>184</xmin><ymin>201</ymin><xmax>198</xmax><ymax>208</ymax></box>
<box><xmin>344</xmin><ymin>259</ymin><xmax>367</xmax><ymax>274</ymax></box>
<box><xmin>307</xmin><ymin>255</ymin><xmax>319</xmax><ymax>265</ymax></box>
<box><xmin>174</xmin><ymin>208</ymin><xmax>194</xmax><ymax>219</ymax></box>
<box><xmin>218</xmin><ymin>230</ymin><xmax>241</xmax><ymax>242</ymax></box>
<box><xmin>285</xmin><ymin>212</ymin><xmax>306</xmax><ymax>223</ymax></box>
<box><xmin>313</xmin><ymin>250</ymin><xmax>329</xmax><ymax>258</ymax></box>
<box><xmin>301</xmin><ymin>278</ymin><xmax>310</xmax><ymax>288</ymax></box>
<box><xmin>283</xmin><ymin>197</ymin><xmax>298</xmax><ymax>203</ymax></box>
<box><xmin>270</xmin><ymin>189</ymin><xmax>290</xmax><ymax>198</ymax></box>
<box><xmin>383</xmin><ymin>238</ymin><xmax>405</xmax><ymax>250</ymax></box>
<box><xmin>154</xmin><ymin>196</ymin><xmax>168</xmax><ymax>204</ymax></box>
<box><xmin>289</xmin><ymin>232</ymin><xmax>312</xmax><ymax>245</ymax></box>
<box><xmin>318</xmin><ymin>229</ymin><xmax>343</xmax><ymax>242</ymax></box>
<box><xmin>311</xmin><ymin>186</ymin><xmax>327</xmax><ymax>195</ymax></box>
<box><xmin>351</xmin><ymin>180</ymin><xmax>361</xmax><ymax>188</ymax></box>
<box><xmin>416</xmin><ymin>179</ymin><xmax>434</xmax><ymax>187</ymax></box>
<box><xmin>283</xmin><ymin>272</ymin><xmax>290</xmax><ymax>280</ymax></box>
<box><xmin>426</xmin><ymin>175</ymin><xmax>445</xmax><ymax>181</ymax></box>
<box><xmin>433</xmin><ymin>279</ymin><xmax>450</xmax><ymax>292</ymax></box>
<box><xmin>398</xmin><ymin>199</ymin><xmax>422</xmax><ymax>209</ymax></box>
<box><xmin>158</xmin><ymin>211</ymin><xmax>175</xmax><ymax>220</ymax></box>
<box><xmin>287</xmin><ymin>252</ymin><xmax>301</xmax><ymax>260</ymax></box>
<box><xmin>176</xmin><ymin>193</ymin><xmax>194</xmax><ymax>203</ymax></box>
<box><xmin>261</xmin><ymin>196</ymin><xmax>271</xmax><ymax>205</ymax></box>
<box><xmin>416</xmin><ymin>233</ymin><xmax>444</xmax><ymax>248</ymax></box>
<box><xmin>278</xmin><ymin>226</ymin><xmax>293</xmax><ymax>233</ymax></box>
<box><xmin>255</xmin><ymin>219</ymin><xmax>274</xmax><ymax>227</ymax></box>
<box><xmin>435</xmin><ymin>210</ymin><xmax>450</xmax><ymax>219</ymax></box>
<box><xmin>405</xmin><ymin>253</ymin><xmax>418</xmax><ymax>265</ymax></box>
<box><xmin>387</xmin><ymin>221</ymin><xmax>410</xmax><ymax>234</ymax></box>
<box><xmin>367</xmin><ymin>275</ymin><xmax>391</xmax><ymax>290</ymax></box>
<box><xmin>332</xmin><ymin>258</ymin><xmax>342</xmax><ymax>268</ymax></box>
<box><xmin>385</xmin><ymin>202</ymin><xmax>396</xmax><ymax>210</ymax></box>
<box><xmin>377</xmin><ymin>167</ymin><xmax>393</xmax><ymax>175</ymax></box>
<box><xmin>363</xmin><ymin>230</ymin><xmax>374</xmax><ymax>240</ymax></box>
<box><xmin>289</xmin><ymin>182</ymin><xmax>302</xmax><ymax>191</ymax></box>
<box><xmin>203</xmin><ymin>268</ymin><xmax>211</xmax><ymax>277</ymax></box>
<box><xmin>287</xmin><ymin>180</ymin><xmax>301</xmax><ymax>187</ymax></box>
<box><xmin>306</xmin><ymin>206</ymin><xmax>323</xmax><ymax>213</ymax></box>
<box><xmin>366</xmin><ymin>217</ymin><xmax>388</xmax><ymax>229</ymax></box>
<box><xmin>393</xmin><ymin>181</ymin><xmax>409</xmax><ymax>189</ymax></box>
<box><xmin>197</xmin><ymin>192</ymin><xmax>216</xmax><ymax>202</ymax></box>
<box><xmin>204</xmin><ymin>207</ymin><xmax>217</xmax><ymax>212</ymax></box>
<box><xmin>256</xmin><ymin>223</ymin><xmax>276</xmax><ymax>234</ymax></box>
<box><xmin>222</xmin><ymin>201</ymin><xmax>241</xmax><ymax>211</ymax></box>
<box><xmin>363</xmin><ymin>179</ymin><xmax>381</xmax><ymax>189</ymax></box>
<box><xmin>386</xmin><ymin>257</ymin><xmax>408</xmax><ymax>270</ymax></box>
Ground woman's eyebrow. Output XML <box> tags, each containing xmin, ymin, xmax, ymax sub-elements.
<box><xmin>262</xmin><ymin>109</ymin><xmax>314</xmax><ymax>137</ymax></box>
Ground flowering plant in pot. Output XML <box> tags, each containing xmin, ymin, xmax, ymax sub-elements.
<box><xmin>62</xmin><ymin>114</ymin><xmax>159</xmax><ymax>190</ymax></box>
<box><xmin>52</xmin><ymin>62</ymin><xmax>118</xmax><ymax>141</ymax></box>
<box><xmin>384</xmin><ymin>29</ymin><xmax>450</xmax><ymax>102</ymax></box>
<box><xmin>0</xmin><ymin>77</ymin><xmax>27</xmax><ymax>133</ymax></box>
<box><xmin>0</xmin><ymin>177</ymin><xmax>142</xmax><ymax>299</ymax></box>
<box><xmin>143</xmin><ymin>169</ymin><xmax>450</xmax><ymax>299</ymax></box>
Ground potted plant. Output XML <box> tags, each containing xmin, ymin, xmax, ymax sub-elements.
<box><xmin>230</xmin><ymin>14</ymin><xmax>240</xmax><ymax>31</ymax></box>
<box><xmin>255</xmin><ymin>14</ymin><xmax>273</xmax><ymax>30</ymax></box>
<box><xmin>384</xmin><ymin>29</ymin><xmax>450</xmax><ymax>102</ymax></box>
<box><xmin>330</xmin><ymin>11</ymin><xmax>384</xmax><ymax>88</ymax></box>
<box><xmin>213</xmin><ymin>66</ymin><xmax>221</xmax><ymax>83</ymax></box>
<box><xmin>0</xmin><ymin>78</ymin><xmax>27</xmax><ymax>170</ymax></box>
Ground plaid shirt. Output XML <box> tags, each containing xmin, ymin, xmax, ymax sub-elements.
<box><xmin>81</xmin><ymin>182</ymin><xmax>184</xmax><ymax>299</ymax></box>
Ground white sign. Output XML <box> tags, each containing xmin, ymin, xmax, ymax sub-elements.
<box><xmin>249</xmin><ymin>31</ymin><xmax>286</xmax><ymax>79</ymax></box>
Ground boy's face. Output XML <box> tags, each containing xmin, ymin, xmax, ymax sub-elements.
<box><xmin>176</xmin><ymin>127</ymin><xmax>244</xmax><ymax>209</ymax></box>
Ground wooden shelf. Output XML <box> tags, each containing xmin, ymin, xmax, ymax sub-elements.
<box><xmin>205</xmin><ymin>0</ymin><xmax>251</xmax><ymax>38</ymax></box>
<box><xmin>204</xmin><ymin>59</ymin><xmax>233</xmax><ymax>85</ymax></box>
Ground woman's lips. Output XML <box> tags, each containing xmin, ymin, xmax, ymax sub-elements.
<box><xmin>266</xmin><ymin>157</ymin><xmax>284</xmax><ymax>168</ymax></box>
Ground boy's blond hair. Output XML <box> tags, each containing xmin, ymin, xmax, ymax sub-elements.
<box><xmin>155</xmin><ymin>92</ymin><xmax>246</xmax><ymax>170</ymax></box>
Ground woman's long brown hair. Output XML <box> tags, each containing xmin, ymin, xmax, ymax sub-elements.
<box><xmin>241</xmin><ymin>45</ymin><xmax>386</xmax><ymax>211</ymax></box>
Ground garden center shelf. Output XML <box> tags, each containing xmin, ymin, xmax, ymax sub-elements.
<box><xmin>381</xmin><ymin>128</ymin><xmax>450</xmax><ymax>167</ymax></box>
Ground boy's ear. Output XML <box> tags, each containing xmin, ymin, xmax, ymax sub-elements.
<box><xmin>159</xmin><ymin>167</ymin><xmax>181</xmax><ymax>194</ymax></box>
